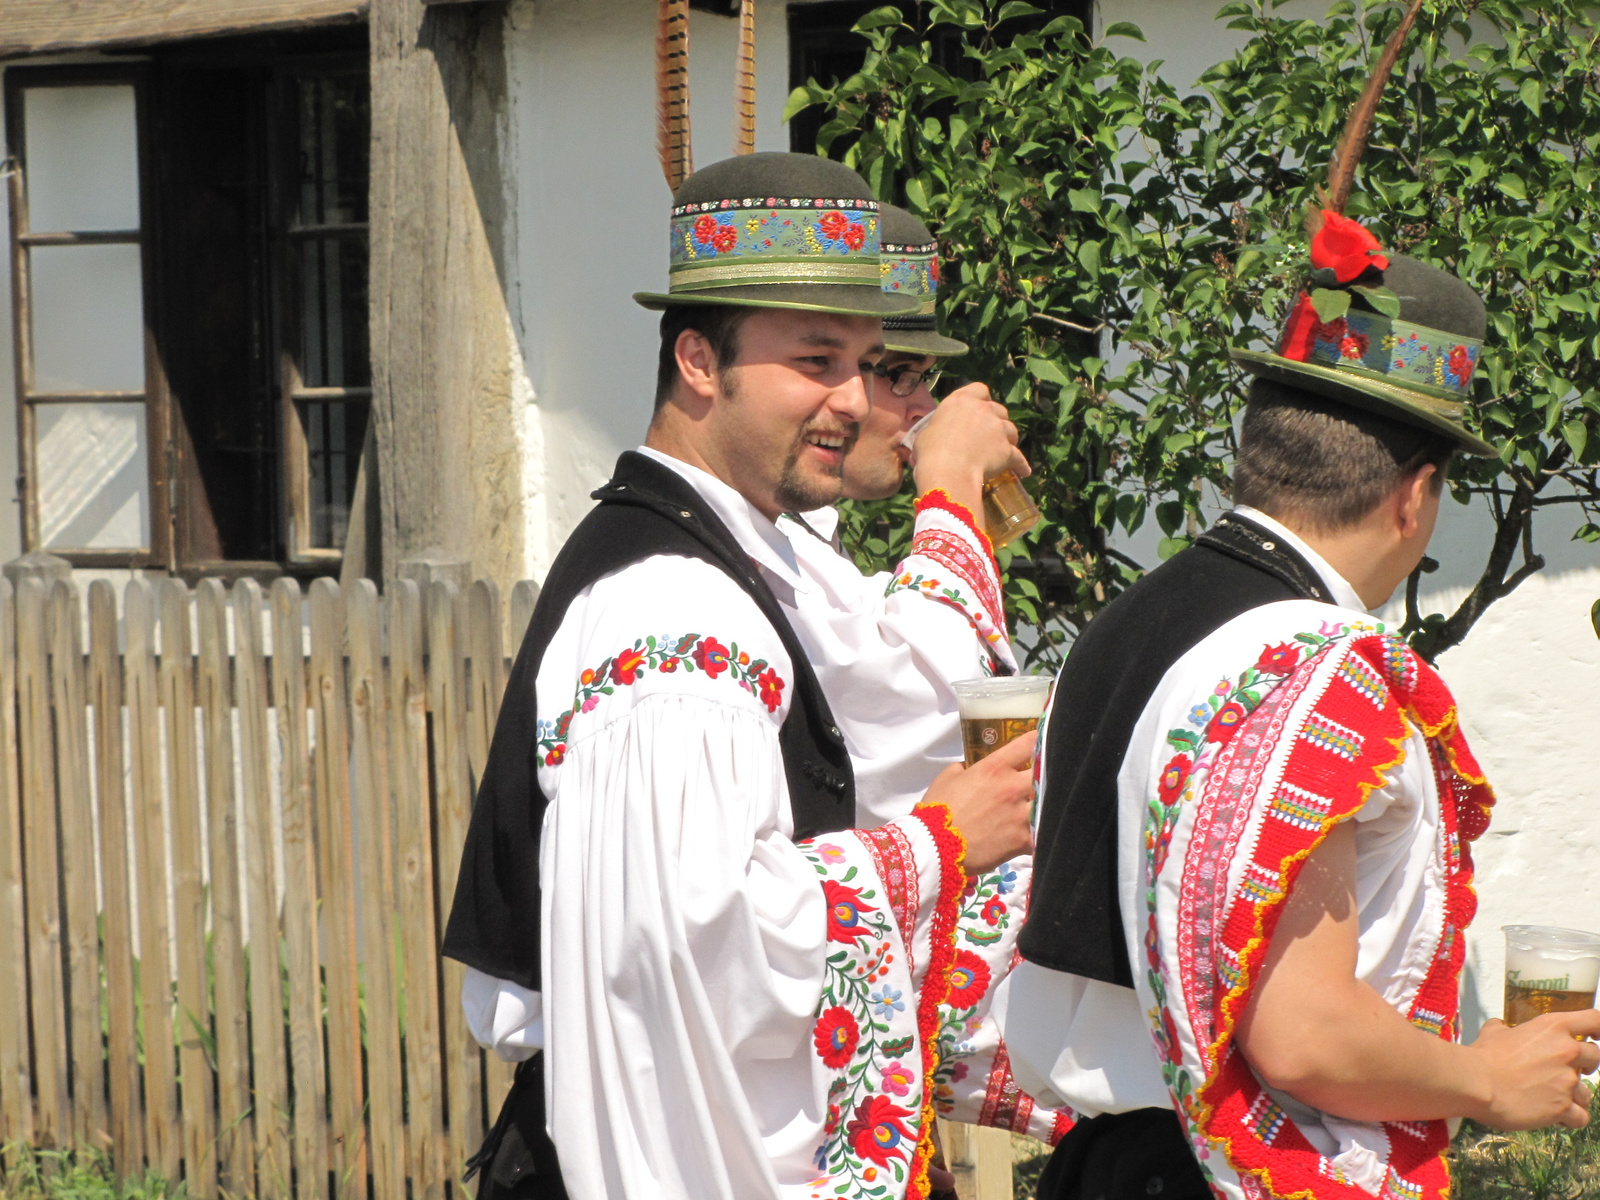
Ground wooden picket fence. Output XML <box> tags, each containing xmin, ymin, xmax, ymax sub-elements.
<box><xmin>0</xmin><ymin>572</ymin><xmax>539</xmax><ymax>1199</ymax></box>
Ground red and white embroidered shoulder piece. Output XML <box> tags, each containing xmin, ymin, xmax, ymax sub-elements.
<box><xmin>886</xmin><ymin>490</ymin><xmax>1017</xmax><ymax>675</ymax></box>
<box><xmin>1136</xmin><ymin>616</ymin><xmax>1494</xmax><ymax>1200</ymax></box>
<box><xmin>798</xmin><ymin>804</ymin><xmax>968</xmax><ymax>1200</ymax></box>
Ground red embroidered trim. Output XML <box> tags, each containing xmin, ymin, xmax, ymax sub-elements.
<box><xmin>1188</xmin><ymin>636</ymin><xmax>1491</xmax><ymax>1200</ymax></box>
<box><xmin>908</xmin><ymin>802</ymin><xmax>967</xmax><ymax>1200</ymax></box>
<box><xmin>909</xmin><ymin>528</ymin><xmax>1009</xmax><ymax>643</ymax></box>
<box><xmin>854</xmin><ymin>822</ymin><xmax>920</xmax><ymax>980</ymax></box>
<box><xmin>915</xmin><ymin>488</ymin><xmax>997</xmax><ymax>561</ymax></box>
<box><xmin>977</xmin><ymin>1040</ymin><xmax>1035</xmax><ymax>1134</ymax></box>
<box><xmin>1048</xmin><ymin>1109</ymin><xmax>1073</xmax><ymax>1147</ymax></box>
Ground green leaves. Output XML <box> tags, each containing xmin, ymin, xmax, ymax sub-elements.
<box><xmin>1309</xmin><ymin>289</ymin><xmax>1353</xmax><ymax>323</ymax></box>
<box><xmin>1101</xmin><ymin>21</ymin><xmax>1145</xmax><ymax>41</ymax></box>
<box><xmin>1348</xmin><ymin>285</ymin><xmax>1401</xmax><ymax>319</ymax></box>
<box><xmin>816</xmin><ymin>0</ymin><xmax>1600</xmax><ymax>667</ymax></box>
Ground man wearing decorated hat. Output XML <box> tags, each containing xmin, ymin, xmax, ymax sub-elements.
<box><xmin>774</xmin><ymin>203</ymin><xmax>1070</xmax><ymax>1147</ymax></box>
<box><xmin>1003</xmin><ymin>201</ymin><xmax>1600</xmax><ymax>1200</ymax></box>
<box><xmin>442</xmin><ymin>153</ymin><xmax>1042</xmax><ymax>1200</ymax></box>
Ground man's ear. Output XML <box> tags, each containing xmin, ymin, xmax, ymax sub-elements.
<box><xmin>674</xmin><ymin>328</ymin><xmax>719</xmax><ymax>403</ymax></box>
<box><xmin>1396</xmin><ymin>463</ymin><xmax>1438</xmax><ymax>537</ymax></box>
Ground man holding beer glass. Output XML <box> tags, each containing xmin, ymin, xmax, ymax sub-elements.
<box><xmin>780</xmin><ymin>203</ymin><xmax>1034</xmax><ymax>821</ymax></box>
<box><xmin>1004</xmin><ymin>212</ymin><xmax>1600</xmax><ymax>1200</ymax></box>
<box><xmin>776</xmin><ymin>204</ymin><xmax>1070</xmax><ymax>1147</ymax></box>
<box><xmin>441</xmin><ymin>154</ymin><xmax>1044</xmax><ymax>1200</ymax></box>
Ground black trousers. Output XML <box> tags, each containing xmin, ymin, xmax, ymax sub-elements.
<box><xmin>469</xmin><ymin>1055</ymin><xmax>569</xmax><ymax>1200</ymax></box>
<box><xmin>1035</xmin><ymin>1108</ymin><xmax>1212</xmax><ymax>1200</ymax></box>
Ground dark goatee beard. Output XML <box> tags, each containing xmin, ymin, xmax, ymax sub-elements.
<box><xmin>774</xmin><ymin>460</ymin><xmax>843</xmax><ymax>513</ymax></box>
<box><xmin>774</xmin><ymin>422</ymin><xmax>858</xmax><ymax>512</ymax></box>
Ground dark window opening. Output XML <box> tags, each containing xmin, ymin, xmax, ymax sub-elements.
<box><xmin>4</xmin><ymin>24</ymin><xmax>370</xmax><ymax>574</ymax></box>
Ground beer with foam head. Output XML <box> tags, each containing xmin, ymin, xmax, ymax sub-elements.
<box><xmin>952</xmin><ymin>677</ymin><xmax>1053</xmax><ymax>766</ymax></box>
<box><xmin>1502</xmin><ymin>925</ymin><xmax>1600</xmax><ymax>1027</ymax></box>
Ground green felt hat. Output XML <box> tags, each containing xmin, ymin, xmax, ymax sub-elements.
<box><xmin>1232</xmin><ymin>254</ymin><xmax>1497</xmax><ymax>457</ymax></box>
<box><xmin>879</xmin><ymin>205</ymin><xmax>967</xmax><ymax>357</ymax></box>
<box><xmin>633</xmin><ymin>153</ymin><xmax>920</xmax><ymax>317</ymax></box>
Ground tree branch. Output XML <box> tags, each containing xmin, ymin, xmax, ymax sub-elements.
<box><xmin>1029</xmin><ymin>311</ymin><xmax>1107</xmax><ymax>336</ymax></box>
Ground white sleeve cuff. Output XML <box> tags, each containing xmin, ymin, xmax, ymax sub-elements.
<box><xmin>462</xmin><ymin>966</ymin><xmax>545</xmax><ymax>1062</ymax></box>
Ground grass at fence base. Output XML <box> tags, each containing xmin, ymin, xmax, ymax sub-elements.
<box><xmin>0</xmin><ymin>1146</ymin><xmax>183</xmax><ymax>1199</ymax></box>
<box><xmin>1008</xmin><ymin>1086</ymin><xmax>1600</xmax><ymax>1200</ymax></box>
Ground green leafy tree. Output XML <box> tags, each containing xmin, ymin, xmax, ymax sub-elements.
<box><xmin>788</xmin><ymin>0</ymin><xmax>1600</xmax><ymax>666</ymax></box>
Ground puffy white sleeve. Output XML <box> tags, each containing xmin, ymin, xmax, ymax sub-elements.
<box><xmin>516</xmin><ymin>559</ymin><xmax>967</xmax><ymax>1200</ymax></box>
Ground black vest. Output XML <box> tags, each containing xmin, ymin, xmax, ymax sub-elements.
<box><xmin>1018</xmin><ymin>514</ymin><xmax>1336</xmax><ymax>987</ymax></box>
<box><xmin>441</xmin><ymin>451</ymin><xmax>856</xmax><ymax>1193</ymax></box>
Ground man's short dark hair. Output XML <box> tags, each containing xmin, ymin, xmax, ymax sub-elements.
<box><xmin>1232</xmin><ymin>377</ymin><xmax>1455</xmax><ymax>532</ymax></box>
<box><xmin>654</xmin><ymin>305</ymin><xmax>753</xmax><ymax>407</ymax></box>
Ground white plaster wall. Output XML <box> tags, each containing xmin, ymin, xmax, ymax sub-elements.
<box><xmin>1415</xmin><ymin>566</ymin><xmax>1600</xmax><ymax>1033</ymax></box>
<box><xmin>502</xmin><ymin>0</ymin><xmax>794</xmax><ymax>579</ymax></box>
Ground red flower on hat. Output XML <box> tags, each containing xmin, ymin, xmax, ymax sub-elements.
<box><xmin>711</xmin><ymin>224</ymin><xmax>738</xmax><ymax>253</ymax></box>
<box><xmin>1448</xmin><ymin>344</ymin><xmax>1476</xmax><ymax>386</ymax></box>
<box><xmin>1311</xmin><ymin>316</ymin><xmax>1348</xmax><ymax>349</ymax></box>
<box><xmin>819</xmin><ymin>211</ymin><xmax>848</xmax><ymax>240</ymax></box>
<box><xmin>1340</xmin><ymin>331</ymin><xmax>1370</xmax><ymax>361</ymax></box>
<box><xmin>693</xmin><ymin>214</ymin><xmax>718</xmax><ymax>246</ymax></box>
<box><xmin>929</xmin><ymin>257</ymin><xmax>940</xmax><ymax>283</ymax></box>
<box><xmin>843</xmin><ymin>221</ymin><xmax>866</xmax><ymax>251</ymax></box>
<box><xmin>1310</xmin><ymin>210</ymin><xmax>1390</xmax><ymax>284</ymax></box>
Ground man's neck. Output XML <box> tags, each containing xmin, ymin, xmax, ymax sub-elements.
<box><xmin>1260</xmin><ymin>510</ymin><xmax>1401</xmax><ymax>610</ymax></box>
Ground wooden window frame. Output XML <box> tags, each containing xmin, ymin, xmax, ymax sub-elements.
<box><xmin>4</xmin><ymin>62</ymin><xmax>173</xmax><ymax>569</ymax></box>
<box><xmin>275</xmin><ymin>58</ymin><xmax>370</xmax><ymax>565</ymax></box>
<box><xmin>5</xmin><ymin>43</ymin><xmax>371</xmax><ymax>576</ymax></box>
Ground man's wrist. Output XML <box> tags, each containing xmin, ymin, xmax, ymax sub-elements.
<box><xmin>1456</xmin><ymin>1039</ymin><xmax>1498</xmax><ymax>1125</ymax></box>
<box><xmin>912</xmin><ymin>454</ymin><xmax>985</xmax><ymax>506</ymax></box>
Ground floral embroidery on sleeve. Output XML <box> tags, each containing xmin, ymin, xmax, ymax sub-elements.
<box><xmin>798</xmin><ymin>808</ymin><xmax>967</xmax><ymax>1200</ymax></box>
<box><xmin>537</xmin><ymin>633</ymin><xmax>786</xmax><ymax>765</ymax></box>
<box><xmin>800</xmin><ymin>840</ymin><xmax>924</xmax><ymax>1198</ymax></box>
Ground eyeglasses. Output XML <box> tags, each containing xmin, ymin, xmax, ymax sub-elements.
<box><xmin>868</xmin><ymin>362</ymin><xmax>943</xmax><ymax>399</ymax></box>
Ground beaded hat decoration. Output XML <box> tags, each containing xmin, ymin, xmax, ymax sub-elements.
<box><xmin>634</xmin><ymin>153</ymin><xmax>920</xmax><ymax>317</ymax></box>
<box><xmin>879</xmin><ymin>204</ymin><xmax>967</xmax><ymax>357</ymax></box>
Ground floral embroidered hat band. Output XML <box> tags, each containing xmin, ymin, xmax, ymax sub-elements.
<box><xmin>1231</xmin><ymin>212</ymin><xmax>1498</xmax><ymax>457</ymax></box>
<box><xmin>878</xmin><ymin>204</ymin><xmax>968</xmax><ymax>358</ymax></box>
<box><xmin>633</xmin><ymin>152</ymin><xmax>921</xmax><ymax>318</ymax></box>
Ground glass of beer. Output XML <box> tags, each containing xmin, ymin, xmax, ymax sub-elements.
<box><xmin>951</xmin><ymin>676</ymin><xmax>1053</xmax><ymax>766</ymax></box>
<box><xmin>898</xmin><ymin>409</ymin><xmax>1042</xmax><ymax>550</ymax></box>
<box><xmin>981</xmin><ymin>470</ymin><xmax>1042</xmax><ymax>550</ymax></box>
<box><xmin>1502</xmin><ymin>925</ymin><xmax>1600</xmax><ymax>1026</ymax></box>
